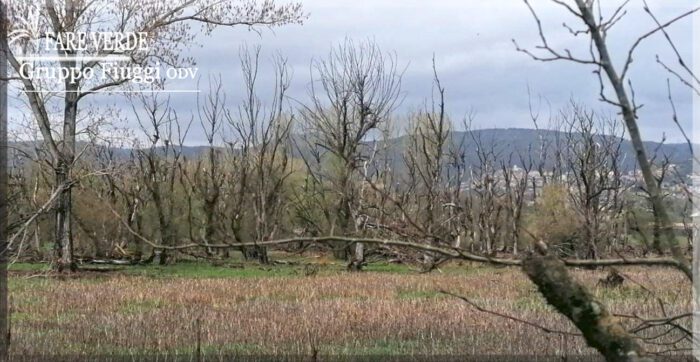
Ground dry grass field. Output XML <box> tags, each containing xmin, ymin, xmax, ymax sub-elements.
<box><xmin>7</xmin><ymin>258</ymin><xmax>691</xmax><ymax>359</ymax></box>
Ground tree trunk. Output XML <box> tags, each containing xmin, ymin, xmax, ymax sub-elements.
<box><xmin>255</xmin><ymin>246</ymin><xmax>269</xmax><ymax>264</ymax></box>
<box><xmin>331</xmin><ymin>210</ymin><xmax>351</xmax><ymax>260</ymax></box>
<box><xmin>151</xmin><ymin>249</ymin><xmax>167</xmax><ymax>265</ymax></box>
<box><xmin>347</xmin><ymin>242</ymin><xmax>364</xmax><ymax>271</ymax></box>
<box><xmin>0</xmin><ymin>4</ymin><xmax>9</xmax><ymax>358</ymax></box>
<box><xmin>332</xmin><ymin>244</ymin><xmax>349</xmax><ymax>260</ymax></box>
<box><xmin>243</xmin><ymin>246</ymin><xmax>268</xmax><ymax>264</ymax></box>
<box><xmin>332</xmin><ymin>172</ymin><xmax>353</xmax><ymax>261</ymax></box>
<box><xmin>54</xmin><ymin>33</ymin><xmax>79</xmax><ymax>271</ymax></box>
<box><xmin>652</xmin><ymin>207</ymin><xmax>662</xmax><ymax>253</ymax></box>
<box><xmin>54</xmin><ymin>166</ymin><xmax>76</xmax><ymax>272</ymax></box>
<box><xmin>523</xmin><ymin>253</ymin><xmax>647</xmax><ymax>361</ymax></box>
<box><xmin>574</xmin><ymin>0</ymin><xmax>691</xmax><ymax>280</ymax></box>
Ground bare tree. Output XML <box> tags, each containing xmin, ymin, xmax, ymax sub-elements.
<box><xmin>515</xmin><ymin>0</ymin><xmax>694</xmax><ymax>278</ymax></box>
<box><xmin>229</xmin><ymin>46</ymin><xmax>293</xmax><ymax>263</ymax></box>
<box><xmin>176</xmin><ymin>76</ymin><xmax>228</xmax><ymax>259</ymax></box>
<box><xmin>6</xmin><ymin>0</ymin><xmax>306</xmax><ymax>271</ymax></box>
<box><xmin>558</xmin><ymin>104</ymin><xmax>626</xmax><ymax>259</ymax></box>
<box><xmin>401</xmin><ymin>60</ymin><xmax>453</xmax><ymax>268</ymax></box>
<box><xmin>131</xmin><ymin>93</ymin><xmax>190</xmax><ymax>264</ymax></box>
<box><xmin>500</xmin><ymin>152</ymin><xmax>532</xmax><ymax>256</ymax></box>
<box><xmin>299</xmin><ymin>38</ymin><xmax>402</xmax><ymax>260</ymax></box>
<box><xmin>467</xmin><ymin>130</ymin><xmax>506</xmax><ymax>255</ymax></box>
<box><xmin>93</xmin><ymin>133</ymin><xmax>149</xmax><ymax>260</ymax></box>
<box><xmin>510</xmin><ymin>1</ymin><xmax>696</xmax><ymax>357</ymax></box>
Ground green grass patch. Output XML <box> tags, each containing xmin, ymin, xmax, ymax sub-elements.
<box><xmin>396</xmin><ymin>290</ymin><xmax>444</xmax><ymax>300</ymax></box>
<box><xmin>118</xmin><ymin>298</ymin><xmax>165</xmax><ymax>315</ymax></box>
<box><xmin>8</xmin><ymin>277</ymin><xmax>51</xmax><ymax>293</ymax></box>
<box><xmin>7</xmin><ymin>257</ymin><xmax>499</xmax><ymax>280</ymax></box>
<box><xmin>10</xmin><ymin>312</ymin><xmax>32</xmax><ymax>322</ymax></box>
<box><xmin>318</xmin><ymin>338</ymin><xmax>456</xmax><ymax>355</ymax></box>
<box><xmin>8</xmin><ymin>262</ymin><xmax>51</xmax><ymax>273</ymax></box>
<box><xmin>363</xmin><ymin>262</ymin><xmax>413</xmax><ymax>274</ymax></box>
<box><xmin>122</xmin><ymin>261</ymin><xmax>300</xmax><ymax>279</ymax></box>
<box><xmin>595</xmin><ymin>285</ymin><xmax>649</xmax><ymax>302</ymax></box>
<box><xmin>174</xmin><ymin>342</ymin><xmax>267</xmax><ymax>355</ymax></box>
<box><xmin>513</xmin><ymin>292</ymin><xmax>552</xmax><ymax>312</ymax></box>
<box><xmin>364</xmin><ymin>261</ymin><xmax>506</xmax><ymax>276</ymax></box>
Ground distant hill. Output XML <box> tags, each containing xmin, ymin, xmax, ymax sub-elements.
<box><xmin>9</xmin><ymin>128</ymin><xmax>695</xmax><ymax>178</ymax></box>
<box><xmin>396</xmin><ymin>128</ymin><xmax>693</xmax><ymax>176</ymax></box>
<box><xmin>293</xmin><ymin>128</ymin><xmax>693</xmax><ymax>177</ymax></box>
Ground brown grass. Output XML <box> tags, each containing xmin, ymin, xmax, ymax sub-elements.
<box><xmin>8</xmin><ymin>265</ymin><xmax>691</xmax><ymax>357</ymax></box>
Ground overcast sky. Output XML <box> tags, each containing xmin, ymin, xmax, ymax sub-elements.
<box><xmin>8</xmin><ymin>0</ymin><xmax>697</xmax><ymax>145</ymax></box>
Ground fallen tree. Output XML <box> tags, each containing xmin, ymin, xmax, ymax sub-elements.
<box><xmin>523</xmin><ymin>246</ymin><xmax>648</xmax><ymax>361</ymax></box>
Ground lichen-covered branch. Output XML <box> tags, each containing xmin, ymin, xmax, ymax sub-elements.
<box><xmin>523</xmin><ymin>253</ymin><xmax>648</xmax><ymax>361</ymax></box>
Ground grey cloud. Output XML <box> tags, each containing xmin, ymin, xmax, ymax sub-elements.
<box><xmin>8</xmin><ymin>0</ymin><xmax>695</xmax><ymax>145</ymax></box>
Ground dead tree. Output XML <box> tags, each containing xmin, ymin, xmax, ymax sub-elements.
<box><xmin>132</xmin><ymin>93</ymin><xmax>190</xmax><ymax>264</ymax></box>
<box><xmin>94</xmin><ymin>135</ymin><xmax>148</xmax><ymax>260</ymax></box>
<box><xmin>402</xmin><ymin>60</ymin><xmax>453</xmax><ymax>268</ymax></box>
<box><xmin>299</xmin><ymin>39</ymin><xmax>402</xmax><ymax>260</ymax></box>
<box><xmin>516</xmin><ymin>0</ymin><xmax>694</xmax><ymax>278</ymax></box>
<box><xmin>222</xmin><ymin>117</ymin><xmax>252</xmax><ymax>260</ymax></box>
<box><xmin>5</xmin><ymin>125</ymin><xmax>53</xmax><ymax>261</ymax></box>
<box><xmin>559</xmin><ymin>104</ymin><xmax>626</xmax><ymax>259</ymax></box>
<box><xmin>178</xmin><ymin>76</ymin><xmax>228</xmax><ymax>258</ymax></box>
<box><xmin>229</xmin><ymin>46</ymin><xmax>294</xmax><ymax>264</ymax></box>
<box><xmin>5</xmin><ymin>0</ymin><xmax>306</xmax><ymax>271</ymax></box>
<box><xmin>500</xmin><ymin>152</ymin><xmax>532</xmax><ymax>256</ymax></box>
<box><xmin>468</xmin><ymin>130</ymin><xmax>506</xmax><ymax>254</ymax></box>
<box><xmin>512</xmin><ymin>0</ymin><xmax>695</xmax><ymax>357</ymax></box>
<box><xmin>7</xmin><ymin>1</ymin><xmax>305</xmax><ymax>270</ymax></box>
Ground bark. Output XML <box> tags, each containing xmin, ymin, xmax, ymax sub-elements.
<box><xmin>522</xmin><ymin>253</ymin><xmax>648</xmax><ymax>361</ymax></box>
<box><xmin>0</xmin><ymin>3</ymin><xmax>9</xmax><ymax>358</ymax></box>
<box><xmin>348</xmin><ymin>242</ymin><xmax>365</xmax><ymax>271</ymax></box>
<box><xmin>243</xmin><ymin>246</ymin><xmax>269</xmax><ymax>264</ymax></box>
<box><xmin>652</xmin><ymin>207</ymin><xmax>662</xmax><ymax>253</ymax></box>
<box><xmin>574</xmin><ymin>0</ymin><xmax>691</xmax><ymax>280</ymax></box>
<box><xmin>332</xmin><ymin>173</ymin><xmax>353</xmax><ymax>260</ymax></box>
<box><xmin>54</xmin><ymin>165</ymin><xmax>75</xmax><ymax>272</ymax></box>
<box><xmin>49</xmin><ymin>2</ymin><xmax>80</xmax><ymax>272</ymax></box>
